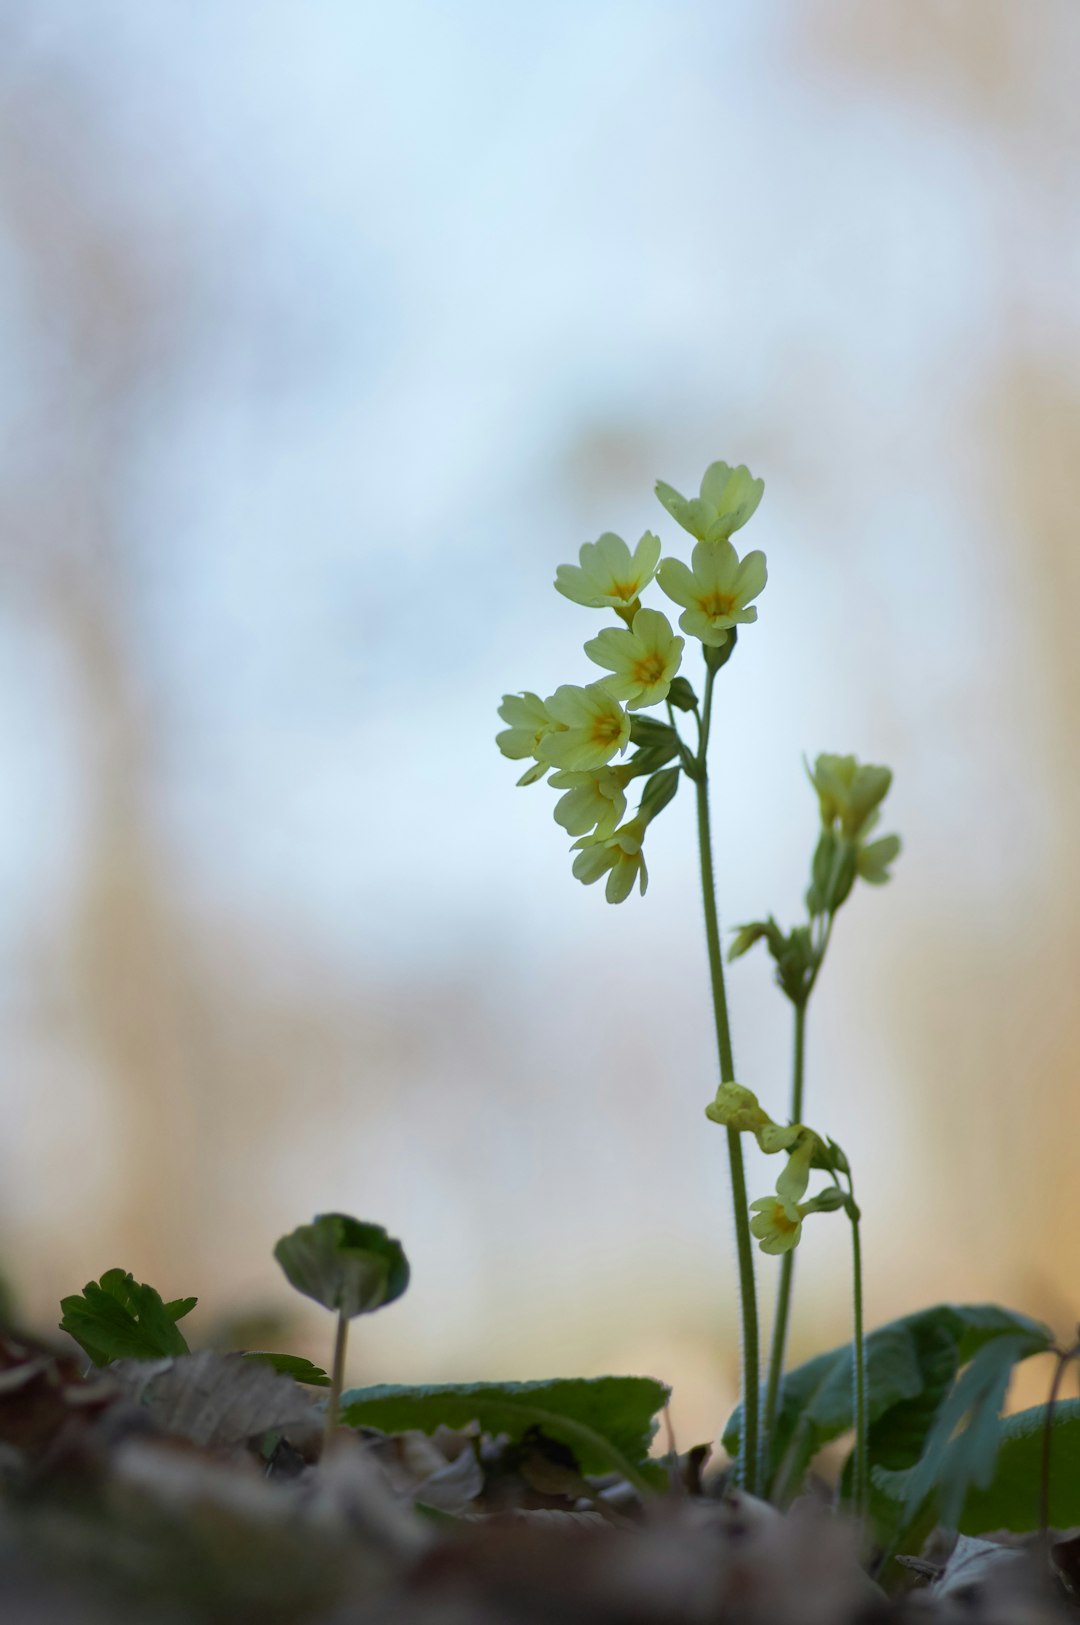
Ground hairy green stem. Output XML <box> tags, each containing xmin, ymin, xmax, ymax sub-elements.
<box><xmin>762</xmin><ymin>1002</ymin><xmax>807</xmax><ymax>1475</ymax></box>
<box><xmin>849</xmin><ymin>1194</ymin><xmax>868</xmax><ymax>1521</ymax></box>
<box><xmin>324</xmin><ymin>1308</ymin><xmax>349</xmax><ymax>1454</ymax></box>
<box><xmin>695</xmin><ymin>667</ymin><xmax>759</xmax><ymax>1493</ymax></box>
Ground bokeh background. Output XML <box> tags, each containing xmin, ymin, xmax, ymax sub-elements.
<box><xmin>2</xmin><ymin>0</ymin><xmax>1078</xmax><ymax>1448</ymax></box>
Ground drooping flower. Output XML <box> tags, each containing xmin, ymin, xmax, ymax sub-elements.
<box><xmin>856</xmin><ymin>833</ymin><xmax>902</xmax><ymax>886</ymax></box>
<box><xmin>775</xmin><ymin>1130</ymin><xmax>823</xmax><ymax>1206</ymax></box>
<box><xmin>584</xmin><ymin>608</ymin><xmax>685</xmax><ymax>711</ymax></box>
<box><xmin>496</xmin><ymin>691</ymin><xmax>563</xmax><ymax>785</ymax></box>
<box><xmin>749</xmin><ymin>1196</ymin><xmax>806</xmax><ymax>1255</ymax></box>
<box><xmin>548</xmin><ymin>765</ymin><xmax>630</xmax><ymax>839</ymax></box>
<box><xmin>705</xmin><ymin>1083</ymin><xmax>801</xmax><ymax>1154</ymax></box>
<box><xmin>571</xmin><ymin>818</ymin><xmax>648</xmax><ymax>904</ymax></box>
<box><xmin>539</xmin><ymin>684</ymin><xmax>631</xmax><ymax>773</ymax></box>
<box><xmin>808</xmin><ymin>754</ymin><xmax>893</xmax><ymax>841</ymax></box>
<box><xmin>655</xmin><ymin>461</ymin><xmax>764</xmax><ymax>544</ymax></box>
<box><xmin>657</xmin><ymin>539</ymin><xmax>767</xmax><ymax>648</ymax></box>
<box><xmin>554</xmin><ymin>531</ymin><xmax>661</xmax><ymax>615</ymax></box>
<box><xmin>705</xmin><ymin>1082</ymin><xmax>773</xmax><ymax>1137</ymax></box>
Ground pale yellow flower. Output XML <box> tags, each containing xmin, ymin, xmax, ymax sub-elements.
<box><xmin>554</xmin><ymin>531</ymin><xmax>661</xmax><ymax>615</ymax></box>
<box><xmin>548</xmin><ymin>765</ymin><xmax>630</xmax><ymax>839</ymax></box>
<box><xmin>775</xmin><ymin>1131</ymin><xmax>822</xmax><ymax>1206</ymax></box>
<box><xmin>539</xmin><ymin>683</ymin><xmax>631</xmax><ymax>773</ymax></box>
<box><xmin>496</xmin><ymin>691</ymin><xmax>563</xmax><ymax>785</ymax></box>
<box><xmin>571</xmin><ymin>818</ymin><xmax>648</xmax><ymax>904</ymax></box>
<box><xmin>584</xmin><ymin>608</ymin><xmax>684</xmax><ymax>711</ymax></box>
<box><xmin>704</xmin><ymin>1083</ymin><xmax>801</xmax><ymax>1153</ymax></box>
<box><xmin>808</xmin><ymin>754</ymin><xmax>892</xmax><ymax>840</ymax></box>
<box><xmin>749</xmin><ymin>1196</ymin><xmax>807</xmax><ymax>1255</ymax></box>
<box><xmin>657</xmin><ymin>539</ymin><xmax>767</xmax><ymax>648</ymax></box>
<box><xmin>655</xmin><ymin>461</ymin><xmax>764</xmax><ymax>543</ymax></box>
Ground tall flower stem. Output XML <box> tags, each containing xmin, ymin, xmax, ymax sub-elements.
<box><xmin>694</xmin><ymin>664</ymin><xmax>760</xmax><ymax>1493</ymax></box>
<box><xmin>847</xmin><ymin>1184</ymin><xmax>868</xmax><ymax>1521</ymax></box>
<box><xmin>762</xmin><ymin>1000</ymin><xmax>807</xmax><ymax>1474</ymax></box>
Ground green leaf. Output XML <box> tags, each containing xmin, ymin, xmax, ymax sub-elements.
<box><xmin>340</xmin><ymin>1375</ymin><xmax>670</xmax><ymax>1496</ymax></box>
<box><xmin>724</xmin><ymin>1304</ymin><xmax>1050</xmax><ymax>1505</ymax></box>
<box><xmin>902</xmin><ymin>1332</ymin><xmax>1044</xmax><ymax>1524</ymax></box>
<box><xmin>958</xmin><ymin>1398</ymin><xmax>1080</xmax><ymax>1534</ymax></box>
<box><xmin>241</xmin><ymin>1351</ymin><xmax>331</xmax><ymax>1388</ymax></box>
<box><xmin>727</xmin><ymin>921</ymin><xmax>770</xmax><ymax>962</ymax></box>
<box><xmin>869</xmin><ymin>1329</ymin><xmax>1048</xmax><ymax>1547</ymax></box>
<box><xmin>59</xmin><ymin>1269</ymin><xmax>195</xmax><ymax>1366</ymax></box>
<box><xmin>273</xmin><ymin>1214</ymin><xmax>409</xmax><ymax>1319</ymax></box>
<box><xmin>665</xmin><ymin>676</ymin><xmax>698</xmax><ymax>712</ymax></box>
<box><xmin>163</xmin><ymin>1297</ymin><xmax>198</xmax><ymax>1324</ymax></box>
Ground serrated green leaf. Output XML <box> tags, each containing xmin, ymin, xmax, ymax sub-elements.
<box><xmin>241</xmin><ymin>1351</ymin><xmax>331</xmax><ymax>1388</ymax></box>
<box><xmin>274</xmin><ymin>1214</ymin><xmax>409</xmax><ymax>1319</ymax></box>
<box><xmin>59</xmin><ymin>1269</ymin><xmax>195</xmax><ymax>1365</ymax></box>
<box><xmin>958</xmin><ymin>1398</ymin><xmax>1080</xmax><ymax>1534</ymax></box>
<box><xmin>725</xmin><ymin>1304</ymin><xmax>1050</xmax><ymax>1504</ymax></box>
<box><xmin>340</xmin><ymin>1375</ymin><xmax>670</xmax><ymax>1496</ymax></box>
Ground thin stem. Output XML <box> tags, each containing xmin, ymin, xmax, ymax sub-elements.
<box><xmin>694</xmin><ymin>665</ymin><xmax>759</xmax><ymax>1493</ymax></box>
<box><xmin>324</xmin><ymin>1308</ymin><xmax>349</xmax><ymax>1454</ymax></box>
<box><xmin>762</xmin><ymin>1002</ymin><xmax>807</xmax><ymax>1473</ymax></box>
<box><xmin>790</xmin><ymin>999</ymin><xmax>807</xmax><ymax>1123</ymax></box>
<box><xmin>694</xmin><ymin>769</ymin><xmax>735</xmax><ymax>1082</ymax></box>
<box><xmin>665</xmin><ymin>699</ymin><xmax>698</xmax><ymax>776</ymax></box>
<box><xmin>848</xmin><ymin>1190</ymin><xmax>868</xmax><ymax>1522</ymax></box>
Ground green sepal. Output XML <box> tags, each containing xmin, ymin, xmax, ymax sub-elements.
<box><xmin>637</xmin><ymin>767</ymin><xmax>680</xmax><ymax>825</ymax></box>
<box><xmin>665</xmin><ymin>676</ymin><xmax>698</xmax><ymax>712</ymax></box>
<box><xmin>804</xmin><ymin>1185</ymin><xmax>846</xmax><ymax>1214</ymax></box>
<box><xmin>703</xmin><ymin>625</ymin><xmax>737</xmax><ymax>673</ymax></box>
<box><xmin>273</xmin><ymin>1215</ymin><xmax>410</xmax><ymax>1319</ymax></box>
<box><xmin>626</xmin><ymin>714</ymin><xmax>680</xmax><ymax>776</ymax></box>
<box><xmin>807</xmin><ymin>832</ymin><xmax>857</xmax><ymax>916</ymax></box>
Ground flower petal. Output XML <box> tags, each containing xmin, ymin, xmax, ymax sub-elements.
<box><xmin>656</xmin><ymin>557</ymin><xmax>696</xmax><ymax>609</ymax></box>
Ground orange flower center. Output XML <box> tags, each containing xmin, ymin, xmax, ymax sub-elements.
<box><xmin>590</xmin><ymin>712</ymin><xmax>623</xmax><ymax>747</ymax></box>
<box><xmin>698</xmin><ymin>589</ymin><xmax>737</xmax><ymax>620</ymax></box>
<box><xmin>769</xmin><ymin>1202</ymin><xmax>799</xmax><ymax>1235</ymax></box>
<box><xmin>631</xmin><ymin>651</ymin><xmax>667</xmax><ymax>688</ymax></box>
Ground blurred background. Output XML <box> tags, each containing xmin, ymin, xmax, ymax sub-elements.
<box><xmin>1</xmin><ymin>0</ymin><xmax>1078</xmax><ymax>1449</ymax></box>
